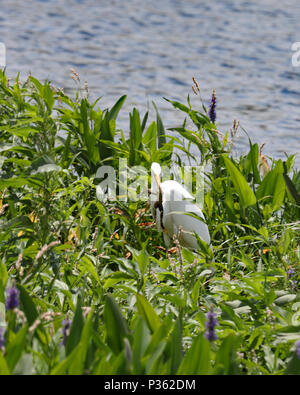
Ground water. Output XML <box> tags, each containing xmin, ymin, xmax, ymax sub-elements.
<box><xmin>1</xmin><ymin>0</ymin><xmax>300</xmax><ymax>167</ymax></box>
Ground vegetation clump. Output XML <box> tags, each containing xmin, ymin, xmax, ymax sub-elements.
<box><xmin>0</xmin><ymin>70</ymin><xmax>299</xmax><ymax>374</ymax></box>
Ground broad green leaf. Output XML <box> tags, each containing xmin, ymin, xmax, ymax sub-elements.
<box><xmin>17</xmin><ymin>285</ymin><xmax>38</xmax><ymax>326</ymax></box>
<box><xmin>223</xmin><ymin>155</ymin><xmax>256</xmax><ymax>208</ymax></box>
<box><xmin>0</xmin><ymin>352</ymin><xmax>10</xmax><ymax>375</ymax></box>
<box><xmin>6</xmin><ymin>325</ymin><xmax>28</xmax><ymax>373</ymax></box>
<box><xmin>274</xmin><ymin>294</ymin><xmax>297</xmax><ymax>305</ymax></box>
<box><xmin>283</xmin><ymin>162</ymin><xmax>300</xmax><ymax>207</ymax></box>
<box><xmin>68</xmin><ymin>310</ymin><xmax>93</xmax><ymax>374</ymax></box>
<box><xmin>168</xmin><ymin>317</ymin><xmax>183</xmax><ymax>374</ymax></box>
<box><xmin>132</xmin><ymin>317</ymin><xmax>150</xmax><ymax>374</ymax></box>
<box><xmin>29</xmin><ymin>76</ymin><xmax>44</xmax><ymax>93</ymax></box>
<box><xmin>244</xmin><ymin>142</ymin><xmax>260</xmax><ymax>184</ymax></box>
<box><xmin>43</xmin><ymin>83</ymin><xmax>55</xmax><ymax>112</ymax></box>
<box><xmin>66</xmin><ymin>296</ymin><xmax>84</xmax><ymax>356</ymax></box>
<box><xmin>136</xmin><ymin>294</ymin><xmax>161</xmax><ymax>334</ymax></box>
<box><xmin>4</xmin><ymin>126</ymin><xmax>39</xmax><ymax>138</ymax></box>
<box><xmin>256</xmin><ymin>160</ymin><xmax>286</xmax><ymax>211</ymax></box>
<box><xmin>79</xmin><ymin>256</ymin><xmax>100</xmax><ymax>284</ymax></box>
<box><xmin>285</xmin><ymin>349</ymin><xmax>300</xmax><ymax>374</ymax></box>
<box><xmin>104</xmin><ymin>295</ymin><xmax>129</xmax><ymax>355</ymax></box>
<box><xmin>0</xmin><ymin>263</ymin><xmax>8</xmax><ymax>292</ymax></box>
<box><xmin>214</xmin><ymin>334</ymin><xmax>241</xmax><ymax>374</ymax></box>
<box><xmin>51</xmin><ymin>342</ymin><xmax>81</xmax><ymax>375</ymax></box>
<box><xmin>177</xmin><ymin>334</ymin><xmax>211</xmax><ymax>374</ymax></box>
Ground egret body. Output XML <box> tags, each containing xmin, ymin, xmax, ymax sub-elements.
<box><xmin>150</xmin><ymin>162</ymin><xmax>211</xmax><ymax>249</ymax></box>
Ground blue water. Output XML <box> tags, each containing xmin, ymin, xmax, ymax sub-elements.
<box><xmin>1</xmin><ymin>0</ymin><xmax>300</xmax><ymax>167</ymax></box>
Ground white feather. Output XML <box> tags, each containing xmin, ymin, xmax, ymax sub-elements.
<box><xmin>150</xmin><ymin>162</ymin><xmax>211</xmax><ymax>249</ymax></box>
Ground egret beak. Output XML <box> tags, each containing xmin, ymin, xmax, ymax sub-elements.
<box><xmin>154</xmin><ymin>173</ymin><xmax>161</xmax><ymax>189</ymax></box>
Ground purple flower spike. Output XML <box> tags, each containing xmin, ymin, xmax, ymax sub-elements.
<box><xmin>287</xmin><ymin>266</ymin><xmax>295</xmax><ymax>278</ymax></box>
<box><xmin>204</xmin><ymin>309</ymin><xmax>218</xmax><ymax>342</ymax></box>
<box><xmin>208</xmin><ymin>89</ymin><xmax>217</xmax><ymax>124</ymax></box>
<box><xmin>5</xmin><ymin>286</ymin><xmax>20</xmax><ymax>310</ymax></box>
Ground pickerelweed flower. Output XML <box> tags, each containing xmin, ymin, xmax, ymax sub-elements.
<box><xmin>0</xmin><ymin>327</ymin><xmax>5</xmax><ymax>352</ymax></box>
<box><xmin>62</xmin><ymin>319</ymin><xmax>71</xmax><ymax>346</ymax></box>
<box><xmin>208</xmin><ymin>89</ymin><xmax>217</xmax><ymax>124</ymax></box>
<box><xmin>204</xmin><ymin>309</ymin><xmax>218</xmax><ymax>342</ymax></box>
<box><xmin>5</xmin><ymin>286</ymin><xmax>20</xmax><ymax>310</ymax></box>
<box><xmin>287</xmin><ymin>265</ymin><xmax>295</xmax><ymax>278</ymax></box>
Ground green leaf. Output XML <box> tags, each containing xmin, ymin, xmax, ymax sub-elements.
<box><xmin>99</xmin><ymin>110</ymin><xmax>114</xmax><ymax>161</ymax></box>
<box><xmin>109</xmin><ymin>95</ymin><xmax>127</xmax><ymax>121</ymax></box>
<box><xmin>136</xmin><ymin>294</ymin><xmax>161</xmax><ymax>334</ymax></box>
<box><xmin>17</xmin><ymin>285</ymin><xmax>38</xmax><ymax>326</ymax></box>
<box><xmin>66</xmin><ymin>296</ymin><xmax>84</xmax><ymax>356</ymax></box>
<box><xmin>0</xmin><ymin>177</ymin><xmax>37</xmax><ymax>189</ymax></box>
<box><xmin>43</xmin><ymin>83</ymin><xmax>55</xmax><ymax>112</ymax></box>
<box><xmin>169</xmin><ymin>127</ymin><xmax>204</xmax><ymax>155</ymax></box>
<box><xmin>78</xmin><ymin>256</ymin><xmax>100</xmax><ymax>284</ymax></box>
<box><xmin>143</xmin><ymin>121</ymin><xmax>157</xmax><ymax>153</ymax></box>
<box><xmin>214</xmin><ymin>334</ymin><xmax>241</xmax><ymax>374</ymax></box>
<box><xmin>3</xmin><ymin>126</ymin><xmax>39</xmax><ymax>138</ymax></box>
<box><xmin>31</xmin><ymin>164</ymin><xmax>61</xmax><ymax>174</ymax></box>
<box><xmin>245</xmin><ymin>142</ymin><xmax>260</xmax><ymax>184</ymax></box>
<box><xmin>132</xmin><ymin>318</ymin><xmax>150</xmax><ymax>374</ymax></box>
<box><xmin>104</xmin><ymin>295</ymin><xmax>129</xmax><ymax>355</ymax></box>
<box><xmin>80</xmin><ymin>99</ymin><xmax>99</xmax><ymax>165</ymax></box>
<box><xmin>152</xmin><ymin>102</ymin><xmax>166</xmax><ymax>149</ymax></box>
<box><xmin>223</xmin><ymin>155</ymin><xmax>256</xmax><ymax>208</ymax></box>
<box><xmin>256</xmin><ymin>160</ymin><xmax>286</xmax><ymax>211</ymax></box>
<box><xmin>128</xmin><ymin>108</ymin><xmax>143</xmax><ymax>166</ymax></box>
<box><xmin>283</xmin><ymin>162</ymin><xmax>300</xmax><ymax>206</ymax></box>
<box><xmin>29</xmin><ymin>76</ymin><xmax>44</xmax><ymax>94</ymax></box>
<box><xmin>0</xmin><ymin>263</ymin><xmax>8</xmax><ymax>293</ymax></box>
<box><xmin>6</xmin><ymin>325</ymin><xmax>28</xmax><ymax>373</ymax></box>
<box><xmin>0</xmin><ymin>352</ymin><xmax>10</xmax><ymax>375</ymax></box>
<box><xmin>163</xmin><ymin>97</ymin><xmax>190</xmax><ymax>114</ymax></box>
<box><xmin>130</xmin><ymin>108</ymin><xmax>142</xmax><ymax>148</ymax></box>
<box><xmin>177</xmin><ymin>334</ymin><xmax>211</xmax><ymax>374</ymax></box>
<box><xmin>285</xmin><ymin>350</ymin><xmax>300</xmax><ymax>374</ymax></box>
<box><xmin>141</xmin><ymin>111</ymin><xmax>149</xmax><ymax>132</ymax></box>
<box><xmin>274</xmin><ymin>294</ymin><xmax>296</xmax><ymax>306</ymax></box>
<box><xmin>68</xmin><ymin>310</ymin><xmax>93</xmax><ymax>374</ymax></box>
<box><xmin>169</xmin><ymin>317</ymin><xmax>183</xmax><ymax>374</ymax></box>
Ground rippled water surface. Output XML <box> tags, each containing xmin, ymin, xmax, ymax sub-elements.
<box><xmin>1</xmin><ymin>0</ymin><xmax>300</xmax><ymax>166</ymax></box>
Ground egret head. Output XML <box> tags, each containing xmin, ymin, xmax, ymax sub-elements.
<box><xmin>151</xmin><ymin>162</ymin><xmax>161</xmax><ymax>188</ymax></box>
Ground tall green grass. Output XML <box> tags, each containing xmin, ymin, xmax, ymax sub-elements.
<box><xmin>0</xmin><ymin>69</ymin><xmax>299</xmax><ymax>375</ymax></box>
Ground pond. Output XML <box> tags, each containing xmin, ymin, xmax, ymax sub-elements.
<box><xmin>1</xmin><ymin>0</ymin><xmax>299</xmax><ymax>167</ymax></box>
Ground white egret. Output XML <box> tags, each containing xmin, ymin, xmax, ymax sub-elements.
<box><xmin>150</xmin><ymin>162</ymin><xmax>211</xmax><ymax>250</ymax></box>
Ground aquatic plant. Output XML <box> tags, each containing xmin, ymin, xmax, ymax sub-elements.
<box><xmin>0</xmin><ymin>69</ymin><xmax>299</xmax><ymax>375</ymax></box>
